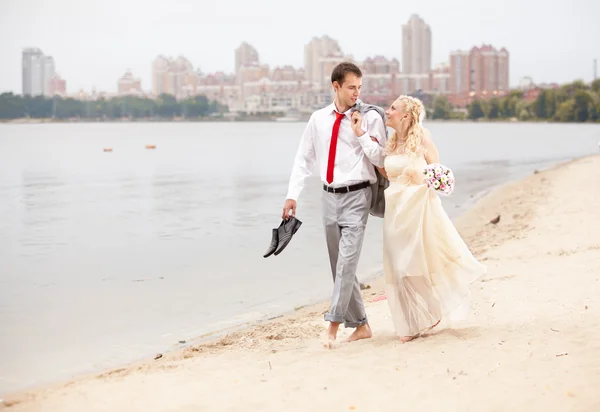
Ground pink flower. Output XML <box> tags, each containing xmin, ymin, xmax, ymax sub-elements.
<box><xmin>423</xmin><ymin>164</ymin><xmax>455</xmax><ymax>196</ymax></box>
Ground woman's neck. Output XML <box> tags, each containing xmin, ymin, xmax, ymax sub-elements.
<box><xmin>395</xmin><ymin>128</ymin><xmax>408</xmax><ymax>141</ymax></box>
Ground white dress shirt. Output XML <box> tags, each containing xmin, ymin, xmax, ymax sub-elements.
<box><xmin>286</xmin><ymin>100</ymin><xmax>387</xmax><ymax>201</ymax></box>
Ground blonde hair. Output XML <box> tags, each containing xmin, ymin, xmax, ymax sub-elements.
<box><xmin>385</xmin><ymin>95</ymin><xmax>426</xmax><ymax>155</ymax></box>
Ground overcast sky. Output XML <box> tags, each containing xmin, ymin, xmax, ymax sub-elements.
<box><xmin>1</xmin><ymin>0</ymin><xmax>598</xmax><ymax>94</ymax></box>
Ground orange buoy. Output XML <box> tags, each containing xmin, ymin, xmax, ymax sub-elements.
<box><xmin>146</xmin><ymin>144</ymin><xmax>156</xmax><ymax>149</ymax></box>
<box><xmin>103</xmin><ymin>148</ymin><xmax>113</xmax><ymax>152</ymax></box>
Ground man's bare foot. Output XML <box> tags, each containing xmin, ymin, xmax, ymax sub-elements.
<box><xmin>323</xmin><ymin>322</ymin><xmax>341</xmax><ymax>349</ymax></box>
<box><xmin>345</xmin><ymin>324</ymin><xmax>373</xmax><ymax>343</ymax></box>
<box><xmin>327</xmin><ymin>322</ymin><xmax>340</xmax><ymax>341</ymax></box>
<box><xmin>323</xmin><ymin>338</ymin><xmax>336</xmax><ymax>349</ymax></box>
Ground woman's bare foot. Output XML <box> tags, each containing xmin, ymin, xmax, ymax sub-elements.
<box><xmin>400</xmin><ymin>320</ymin><xmax>441</xmax><ymax>343</ymax></box>
<box><xmin>428</xmin><ymin>319</ymin><xmax>441</xmax><ymax>330</ymax></box>
<box><xmin>399</xmin><ymin>335</ymin><xmax>416</xmax><ymax>343</ymax></box>
<box><xmin>345</xmin><ymin>324</ymin><xmax>373</xmax><ymax>343</ymax></box>
<box><xmin>422</xmin><ymin>319</ymin><xmax>441</xmax><ymax>335</ymax></box>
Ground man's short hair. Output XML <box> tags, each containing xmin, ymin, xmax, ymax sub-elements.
<box><xmin>331</xmin><ymin>62</ymin><xmax>362</xmax><ymax>86</ymax></box>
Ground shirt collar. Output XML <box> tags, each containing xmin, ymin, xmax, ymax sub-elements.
<box><xmin>328</xmin><ymin>99</ymin><xmax>363</xmax><ymax>118</ymax></box>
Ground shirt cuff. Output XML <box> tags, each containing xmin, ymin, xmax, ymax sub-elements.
<box><xmin>286</xmin><ymin>187</ymin><xmax>300</xmax><ymax>201</ymax></box>
<box><xmin>357</xmin><ymin>131</ymin><xmax>377</xmax><ymax>146</ymax></box>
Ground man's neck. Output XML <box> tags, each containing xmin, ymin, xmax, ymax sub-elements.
<box><xmin>333</xmin><ymin>98</ymin><xmax>352</xmax><ymax>114</ymax></box>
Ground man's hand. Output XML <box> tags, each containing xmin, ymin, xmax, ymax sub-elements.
<box><xmin>282</xmin><ymin>199</ymin><xmax>297</xmax><ymax>220</ymax></box>
<box><xmin>351</xmin><ymin>111</ymin><xmax>365</xmax><ymax>137</ymax></box>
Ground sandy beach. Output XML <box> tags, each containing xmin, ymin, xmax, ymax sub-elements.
<box><xmin>3</xmin><ymin>154</ymin><xmax>600</xmax><ymax>412</ymax></box>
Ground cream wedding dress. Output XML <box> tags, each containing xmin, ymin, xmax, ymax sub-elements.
<box><xmin>383</xmin><ymin>153</ymin><xmax>486</xmax><ymax>338</ymax></box>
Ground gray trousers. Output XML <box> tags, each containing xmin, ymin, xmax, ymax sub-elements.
<box><xmin>322</xmin><ymin>186</ymin><xmax>371</xmax><ymax>328</ymax></box>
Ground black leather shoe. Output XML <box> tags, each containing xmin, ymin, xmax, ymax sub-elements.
<box><xmin>263</xmin><ymin>223</ymin><xmax>283</xmax><ymax>258</ymax></box>
<box><xmin>273</xmin><ymin>217</ymin><xmax>302</xmax><ymax>256</ymax></box>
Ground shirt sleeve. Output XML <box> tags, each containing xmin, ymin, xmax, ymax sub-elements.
<box><xmin>356</xmin><ymin>110</ymin><xmax>387</xmax><ymax>168</ymax></box>
<box><xmin>285</xmin><ymin>114</ymin><xmax>317</xmax><ymax>201</ymax></box>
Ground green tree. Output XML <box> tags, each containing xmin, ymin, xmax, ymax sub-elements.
<box><xmin>0</xmin><ymin>93</ymin><xmax>226</xmax><ymax>120</ymax></box>
<box><xmin>508</xmin><ymin>90</ymin><xmax>524</xmax><ymax>99</ymax></box>
<box><xmin>534</xmin><ymin>90</ymin><xmax>547</xmax><ymax>119</ymax></box>
<box><xmin>516</xmin><ymin>100</ymin><xmax>532</xmax><ymax>120</ymax></box>
<box><xmin>54</xmin><ymin>98</ymin><xmax>85</xmax><ymax>119</ymax></box>
<box><xmin>432</xmin><ymin>95</ymin><xmax>452</xmax><ymax>119</ymax></box>
<box><xmin>502</xmin><ymin>95</ymin><xmax>520</xmax><ymax>118</ymax></box>
<box><xmin>488</xmin><ymin>98</ymin><xmax>500</xmax><ymax>119</ymax></box>
<box><xmin>181</xmin><ymin>95</ymin><xmax>210</xmax><ymax>118</ymax></box>
<box><xmin>545</xmin><ymin>90</ymin><xmax>557</xmax><ymax>119</ymax></box>
<box><xmin>592</xmin><ymin>91</ymin><xmax>600</xmax><ymax>122</ymax></box>
<box><xmin>556</xmin><ymin>99</ymin><xmax>575</xmax><ymax>122</ymax></box>
<box><xmin>0</xmin><ymin>93</ymin><xmax>25</xmax><ymax>119</ymax></box>
<box><xmin>24</xmin><ymin>96</ymin><xmax>53</xmax><ymax>118</ymax></box>
<box><xmin>498</xmin><ymin>98</ymin><xmax>507</xmax><ymax>118</ymax></box>
<box><xmin>468</xmin><ymin>99</ymin><xmax>485</xmax><ymax>120</ymax></box>
<box><xmin>156</xmin><ymin>94</ymin><xmax>180</xmax><ymax>118</ymax></box>
<box><xmin>573</xmin><ymin>90</ymin><xmax>593</xmax><ymax>122</ymax></box>
<box><xmin>560</xmin><ymin>80</ymin><xmax>588</xmax><ymax>96</ymax></box>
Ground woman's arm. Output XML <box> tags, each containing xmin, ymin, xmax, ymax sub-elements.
<box><xmin>376</xmin><ymin>165</ymin><xmax>388</xmax><ymax>179</ymax></box>
<box><xmin>422</xmin><ymin>129</ymin><xmax>439</xmax><ymax>164</ymax></box>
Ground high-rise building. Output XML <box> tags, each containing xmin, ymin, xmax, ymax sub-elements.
<box><xmin>449</xmin><ymin>50</ymin><xmax>471</xmax><ymax>96</ymax></box>
<box><xmin>236</xmin><ymin>63</ymin><xmax>270</xmax><ymax>86</ymax></box>
<box><xmin>42</xmin><ymin>56</ymin><xmax>55</xmax><ymax>96</ymax></box>
<box><xmin>49</xmin><ymin>74</ymin><xmax>66</xmax><ymax>96</ymax></box>
<box><xmin>362</xmin><ymin>56</ymin><xmax>400</xmax><ymax>75</ymax></box>
<box><xmin>22</xmin><ymin>48</ymin><xmax>47</xmax><ymax>96</ymax></box>
<box><xmin>270</xmin><ymin>65</ymin><xmax>303</xmax><ymax>82</ymax></box>
<box><xmin>118</xmin><ymin>70</ymin><xmax>142</xmax><ymax>95</ymax></box>
<box><xmin>152</xmin><ymin>56</ymin><xmax>170</xmax><ymax>96</ymax></box>
<box><xmin>304</xmin><ymin>36</ymin><xmax>348</xmax><ymax>89</ymax></box>
<box><xmin>429</xmin><ymin>63</ymin><xmax>451</xmax><ymax>94</ymax></box>
<box><xmin>22</xmin><ymin>48</ymin><xmax>58</xmax><ymax>97</ymax></box>
<box><xmin>234</xmin><ymin>42</ymin><xmax>259</xmax><ymax>74</ymax></box>
<box><xmin>358</xmin><ymin>56</ymin><xmax>401</xmax><ymax>105</ymax></box>
<box><xmin>402</xmin><ymin>15</ymin><xmax>432</xmax><ymax>74</ymax></box>
<box><xmin>449</xmin><ymin>45</ymin><xmax>509</xmax><ymax>97</ymax></box>
<box><xmin>152</xmin><ymin>55</ymin><xmax>195</xmax><ymax>98</ymax></box>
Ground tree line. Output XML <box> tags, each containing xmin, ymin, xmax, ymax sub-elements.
<box><xmin>0</xmin><ymin>93</ymin><xmax>227</xmax><ymax>120</ymax></box>
<box><xmin>2</xmin><ymin>79</ymin><xmax>600</xmax><ymax>122</ymax></box>
<box><xmin>430</xmin><ymin>79</ymin><xmax>600</xmax><ymax>122</ymax></box>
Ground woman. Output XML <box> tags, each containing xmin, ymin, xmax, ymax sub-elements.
<box><xmin>374</xmin><ymin>95</ymin><xmax>485</xmax><ymax>342</ymax></box>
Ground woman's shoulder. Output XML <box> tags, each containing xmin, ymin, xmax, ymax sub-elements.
<box><xmin>421</xmin><ymin>128</ymin><xmax>436</xmax><ymax>148</ymax></box>
<box><xmin>421</xmin><ymin>127</ymin><xmax>432</xmax><ymax>142</ymax></box>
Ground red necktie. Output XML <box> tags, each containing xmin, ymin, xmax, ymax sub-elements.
<box><xmin>326</xmin><ymin>112</ymin><xmax>345</xmax><ymax>184</ymax></box>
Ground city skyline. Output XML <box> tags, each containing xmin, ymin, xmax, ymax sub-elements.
<box><xmin>20</xmin><ymin>31</ymin><xmax>505</xmax><ymax>100</ymax></box>
<box><xmin>1</xmin><ymin>0</ymin><xmax>598</xmax><ymax>94</ymax></box>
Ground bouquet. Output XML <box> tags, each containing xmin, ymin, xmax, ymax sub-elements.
<box><xmin>423</xmin><ymin>163</ymin><xmax>455</xmax><ymax>196</ymax></box>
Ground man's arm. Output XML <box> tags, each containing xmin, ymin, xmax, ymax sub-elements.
<box><xmin>351</xmin><ymin>111</ymin><xmax>387</xmax><ymax>167</ymax></box>
<box><xmin>282</xmin><ymin>115</ymin><xmax>316</xmax><ymax>218</ymax></box>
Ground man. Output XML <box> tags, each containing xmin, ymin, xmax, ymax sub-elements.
<box><xmin>282</xmin><ymin>62</ymin><xmax>387</xmax><ymax>346</ymax></box>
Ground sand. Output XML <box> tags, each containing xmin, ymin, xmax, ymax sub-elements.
<box><xmin>3</xmin><ymin>155</ymin><xmax>600</xmax><ymax>412</ymax></box>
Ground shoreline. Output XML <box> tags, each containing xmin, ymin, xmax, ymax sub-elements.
<box><xmin>0</xmin><ymin>155</ymin><xmax>590</xmax><ymax>393</ymax></box>
<box><xmin>2</xmin><ymin>118</ymin><xmax>599</xmax><ymax>125</ymax></box>
<box><xmin>0</xmin><ymin>167</ymin><xmax>494</xmax><ymax>398</ymax></box>
<box><xmin>3</xmin><ymin>154</ymin><xmax>600</xmax><ymax>411</ymax></box>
